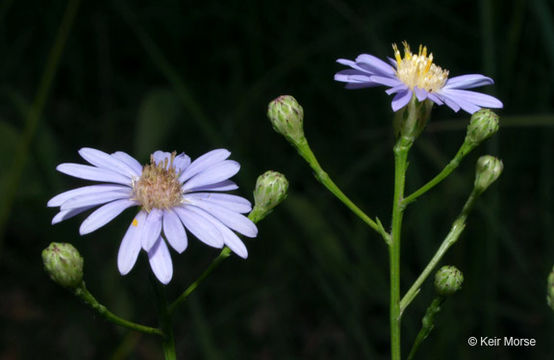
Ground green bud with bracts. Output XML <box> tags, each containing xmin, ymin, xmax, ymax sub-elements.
<box><xmin>434</xmin><ymin>265</ymin><xmax>464</xmax><ymax>296</ymax></box>
<box><xmin>474</xmin><ymin>155</ymin><xmax>503</xmax><ymax>194</ymax></box>
<box><xmin>42</xmin><ymin>242</ymin><xmax>84</xmax><ymax>289</ymax></box>
<box><xmin>267</xmin><ymin>95</ymin><xmax>305</xmax><ymax>146</ymax></box>
<box><xmin>250</xmin><ymin>171</ymin><xmax>289</xmax><ymax>222</ymax></box>
<box><xmin>465</xmin><ymin>109</ymin><xmax>499</xmax><ymax>146</ymax></box>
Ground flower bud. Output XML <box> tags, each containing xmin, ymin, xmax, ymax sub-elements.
<box><xmin>251</xmin><ymin>171</ymin><xmax>289</xmax><ymax>221</ymax></box>
<box><xmin>434</xmin><ymin>265</ymin><xmax>463</xmax><ymax>296</ymax></box>
<box><xmin>465</xmin><ymin>109</ymin><xmax>499</xmax><ymax>146</ymax></box>
<box><xmin>547</xmin><ymin>266</ymin><xmax>554</xmax><ymax>311</ymax></box>
<box><xmin>267</xmin><ymin>95</ymin><xmax>305</xmax><ymax>145</ymax></box>
<box><xmin>474</xmin><ymin>155</ymin><xmax>503</xmax><ymax>193</ymax></box>
<box><xmin>42</xmin><ymin>242</ymin><xmax>84</xmax><ymax>289</ymax></box>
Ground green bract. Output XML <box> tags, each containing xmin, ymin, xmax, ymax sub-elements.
<box><xmin>267</xmin><ymin>95</ymin><xmax>305</xmax><ymax>145</ymax></box>
<box><xmin>252</xmin><ymin>170</ymin><xmax>289</xmax><ymax>221</ymax></box>
<box><xmin>465</xmin><ymin>109</ymin><xmax>499</xmax><ymax>146</ymax></box>
<box><xmin>434</xmin><ymin>265</ymin><xmax>464</xmax><ymax>296</ymax></box>
<box><xmin>42</xmin><ymin>242</ymin><xmax>84</xmax><ymax>289</ymax></box>
<box><xmin>474</xmin><ymin>155</ymin><xmax>503</xmax><ymax>193</ymax></box>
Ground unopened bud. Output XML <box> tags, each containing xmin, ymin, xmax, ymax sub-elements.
<box><xmin>267</xmin><ymin>95</ymin><xmax>305</xmax><ymax>145</ymax></box>
<box><xmin>474</xmin><ymin>155</ymin><xmax>503</xmax><ymax>193</ymax></box>
<box><xmin>465</xmin><ymin>109</ymin><xmax>499</xmax><ymax>146</ymax></box>
<box><xmin>434</xmin><ymin>265</ymin><xmax>463</xmax><ymax>296</ymax></box>
<box><xmin>42</xmin><ymin>242</ymin><xmax>84</xmax><ymax>289</ymax></box>
<box><xmin>251</xmin><ymin>171</ymin><xmax>289</xmax><ymax>221</ymax></box>
<box><xmin>547</xmin><ymin>266</ymin><xmax>554</xmax><ymax>311</ymax></box>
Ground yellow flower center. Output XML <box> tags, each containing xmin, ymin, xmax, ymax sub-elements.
<box><xmin>393</xmin><ymin>41</ymin><xmax>449</xmax><ymax>92</ymax></box>
<box><xmin>132</xmin><ymin>152</ymin><xmax>183</xmax><ymax>212</ymax></box>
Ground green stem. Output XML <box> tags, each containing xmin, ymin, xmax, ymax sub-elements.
<box><xmin>400</xmin><ymin>189</ymin><xmax>481</xmax><ymax>313</ymax></box>
<box><xmin>0</xmin><ymin>0</ymin><xmax>81</xmax><ymax>251</ymax></box>
<box><xmin>406</xmin><ymin>296</ymin><xmax>445</xmax><ymax>360</ymax></box>
<box><xmin>149</xmin><ymin>273</ymin><xmax>176</xmax><ymax>360</ymax></box>
<box><xmin>403</xmin><ymin>143</ymin><xmax>475</xmax><ymax>206</ymax></box>
<box><xmin>74</xmin><ymin>282</ymin><xmax>163</xmax><ymax>337</ymax></box>
<box><xmin>169</xmin><ymin>247</ymin><xmax>231</xmax><ymax>315</ymax></box>
<box><xmin>169</xmin><ymin>211</ymin><xmax>263</xmax><ymax>315</ymax></box>
<box><xmin>389</xmin><ymin>137</ymin><xmax>412</xmax><ymax>360</ymax></box>
<box><xmin>295</xmin><ymin>138</ymin><xmax>391</xmax><ymax>245</ymax></box>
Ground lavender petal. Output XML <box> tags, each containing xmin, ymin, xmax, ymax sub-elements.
<box><xmin>439</xmin><ymin>89</ymin><xmax>503</xmax><ymax>109</ymax></box>
<box><xmin>355</xmin><ymin>54</ymin><xmax>396</xmax><ymax>76</ymax></box>
<box><xmin>200</xmin><ymin>211</ymin><xmax>248</xmax><ymax>259</ymax></box>
<box><xmin>48</xmin><ymin>184</ymin><xmax>131</xmax><ymax>207</ymax></box>
<box><xmin>186</xmin><ymin>180</ymin><xmax>238</xmax><ymax>193</ymax></box>
<box><xmin>60</xmin><ymin>189</ymin><xmax>131</xmax><ymax>211</ymax></box>
<box><xmin>174</xmin><ymin>206</ymin><xmax>224</xmax><ymax>248</ymax></box>
<box><xmin>52</xmin><ymin>205</ymin><xmax>95</xmax><ymax>225</ymax></box>
<box><xmin>188</xmin><ymin>200</ymin><xmax>257</xmax><ymax>238</ymax></box>
<box><xmin>444</xmin><ymin>74</ymin><xmax>494</xmax><ymax>89</ymax></box>
<box><xmin>141</xmin><ymin>208</ymin><xmax>163</xmax><ymax>251</ymax></box>
<box><xmin>117</xmin><ymin>211</ymin><xmax>146</xmax><ymax>275</ymax></box>
<box><xmin>413</xmin><ymin>87</ymin><xmax>428</xmax><ymax>102</ymax></box>
<box><xmin>178</xmin><ymin>149</ymin><xmax>231</xmax><ymax>183</ymax></box>
<box><xmin>79</xmin><ymin>199</ymin><xmax>137</xmax><ymax>235</ymax></box>
<box><xmin>112</xmin><ymin>151</ymin><xmax>143</xmax><ymax>176</ymax></box>
<box><xmin>163</xmin><ymin>209</ymin><xmax>188</xmax><ymax>253</ymax></box>
<box><xmin>148</xmin><ymin>237</ymin><xmax>173</xmax><ymax>285</ymax></box>
<box><xmin>184</xmin><ymin>193</ymin><xmax>252</xmax><ymax>213</ymax></box>
<box><xmin>391</xmin><ymin>89</ymin><xmax>413</xmax><ymax>112</ymax></box>
<box><xmin>57</xmin><ymin>163</ymin><xmax>132</xmax><ymax>185</ymax></box>
<box><xmin>79</xmin><ymin>148</ymin><xmax>137</xmax><ymax>178</ymax></box>
<box><xmin>182</xmin><ymin>160</ymin><xmax>240</xmax><ymax>192</ymax></box>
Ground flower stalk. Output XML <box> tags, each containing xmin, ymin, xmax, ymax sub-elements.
<box><xmin>389</xmin><ymin>136</ymin><xmax>413</xmax><ymax>360</ymax></box>
<box><xmin>74</xmin><ymin>282</ymin><xmax>164</xmax><ymax>337</ymax></box>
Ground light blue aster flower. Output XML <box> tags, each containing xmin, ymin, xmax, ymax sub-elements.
<box><xmin>48</xmin><ymin>148</ymin><xmax>257</xmax><ymax>284</ymax></box>
<box><xmin>335</xmin><ymin>42</ymin><xmax>503</xmax><ymax>114</ymax></box>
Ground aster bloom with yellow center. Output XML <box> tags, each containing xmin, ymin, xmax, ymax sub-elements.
<box><xmin>334</xmin><ymin>42</ymin><xmax>503</xmax><ymax>113</ymax></box>
<box><xmin>48</xmin><ymin>148</ymin><xmax>257</xmax><ymax>284</ymax></box>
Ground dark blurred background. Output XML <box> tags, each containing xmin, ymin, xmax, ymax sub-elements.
<box><xmin>1</xmin><ymin>0</ymin><xmax>553</xmax><ymax>359</ymax></box>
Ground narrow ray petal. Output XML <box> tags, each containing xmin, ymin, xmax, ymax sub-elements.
<box><xmin>197</xmin><ymin>210</ymin><xmax>248</xmax><ymax>259</ymax></box>
<box><xmin>118</xmin><ymin>211</ymin><xmax>146</xmax><ymax>275</ymax></box>
<box><xmin>179</xmin><ymin>149</ymin><xmax>231</xmax><ymax>183</ymax></box>
<box><xmin>188</xmin><ymin>200</ymin><xmax>257</xmax><ymax>238</ymax></box>
<box><xmin>52</xmin><ymin>205</ymin><xmax>95</xmax><ymax>225</ymax></box>
<box><xmin>391</xmin><ymin>90</ymin><xmax>413</xmax><ymax>112</ymax></box>
<box><xmin>185</xmin><ymin>180</ymin><xmax>238</xmax><ymax>193</ymax></box>
<box><xmin>61</xmin><ymin>189</ymin><xmax>131</xmax><ymax>210</ymax></box>
<box><xmin>57</xmin><ymin>163</ymin><xmax>131</xmax><ymax>185</ymax></box>
<box><xmin>184</xmin><ymin>193</ymin><xmax>252</xmax><ymax>213</ymax></box>
<box><xmin>355</xmin><ymin>54</ymin><xmax>396</xmax><ymax>76</ymax></box>
<box><xmin>112</xmin><ymin>151</ymin><xmax>143</xmax><ymax>176</ymax></box>
<box><xmin>444</xmin><ymin>74</ymin><xmax>494</xmax><ymax>89</ymax></box>
<box><xmin>163</xmin><ymin>209</ymin><xmax>187</xmax><ymax>253</ymax></box>
<box><xmin>141</xmin><ymin>208</ymin><xmax>163</xmax><ymax>251</ymax></box>
<box><xmin>148</xmin><ymin>237</ymin><xmax>173</xmax><ymax>284</ymax></box>
<box><xmin>79</xmin><ymin>199</ymin><xmax>137</xmax><ymax>235</ymax></box>
<box><xmin>79</xmin><ymin>148</ymin><xmax>137</xmax><ymax>178</ymax></box>
<box><xmin>48</xmin><ymin>184</ymin><xmax>130</xmax><ymax>207</ymax></box>
<box><xmin>439</xmin><ymin>89</ymin><xmax>503</xmax><ymax>108</ymax></box>
<box><xmin>182</xmin><ymin>160</ymin><xmax>240</xmax><ymax>192</ymax></box>
<box><xmin>174</xmin><ymin>206</ymin><xmax>224</xmax><ymax>248</ymax></box>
